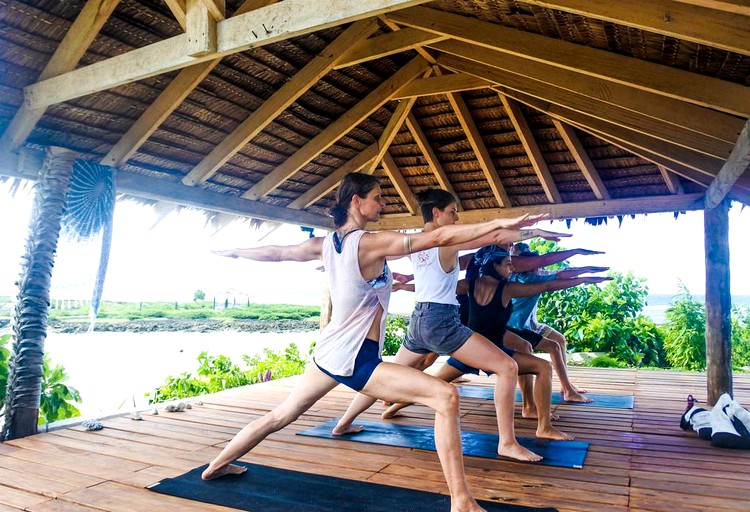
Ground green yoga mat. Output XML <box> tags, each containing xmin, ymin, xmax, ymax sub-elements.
<box><xmin>149</xmin><ymin>461</ymin><xmax>558</xmax><ymax>511</ymax></box>
<box><xmin>456</xmin><ymin>385</ymin><xmax>635</xmax><ymax>409</ymax></box>
<box><xmin>298</xmin><ymin>418</ymin><xmax>589</xmax><ymax>469</ymax></box>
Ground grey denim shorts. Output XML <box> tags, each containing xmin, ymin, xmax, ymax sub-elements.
<box><xmin>403</xmin><ymin>302</ymin><xmax>474</xmax><ymax>355</ymax></box>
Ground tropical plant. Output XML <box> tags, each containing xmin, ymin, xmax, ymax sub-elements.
<box><xmin>4</xmin><ymin>149</ymin><xmax>77</xmax><ymax>441</ymax></box>
<box><xmin>38</xmin><ymin>355</ymin><xmax>81</xmax><ymax>426</ymax></box>
<box><xmin>384</xmin><ymin>315</ymin><xmax>408</xmax><ymax>356</ymax></box>
<box><xmin>242</xmin><ymin>343</ymin><xmax>308</xmax><ymax>383</ymax></box>
<box><xmin>589</xmin><ymin>355</ymin><xmax>628</xmax><ymax>368</ymax></box>
<box><xmin>661</xmin><ymin>287</ymin><xmax>707</xmax><ymax>370</ymax></box>
<box><xmin>193</xmin><ymin>289</ymin><xmax>206</xmax><ymax>302</ymax></box>
<box><xmin>0</xmin><ymin>334</ymin><xmax>10</xmax><ymax>405</ymax></box>
<box><xmin>732</xmin><ymin>307</ymin><xmax>750</xmax><ymax>369</ymax></box>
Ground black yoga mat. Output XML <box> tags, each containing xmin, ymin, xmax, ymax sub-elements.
<box><xmin>456</xmin><ymin>385</ymin><xmax>635</xmax><ymax>409</ymax></box>
<box><xmin>149</xmin><ymin>461</ymin><xmax>557</xmax><ymax>512</ymax></box>
<box><xmin>298</xmin><ymin>419</ymin><xmax>588</xmax><ymax>469</ymax></box>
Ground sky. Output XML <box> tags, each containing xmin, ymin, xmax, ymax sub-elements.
<box><xmin>1</xmin><ymin>179</ymin><xmax>749</xmax><ymax>315</ymax></box>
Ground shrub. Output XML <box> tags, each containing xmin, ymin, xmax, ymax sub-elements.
<box><xmin>661</xmin><ymin>287</ymin><xmax>706</xmax><ymax>370</ymax></box>
<box><xmin>589</xmin><ymin>355</ymin><xmax>627</xmax><ymax>368</ymax></box>
<box><xmin>384</xmin><ymin>315</ymin><xmax>408</xmax><ymax>356</ymax></box>
<box><xmin>242</xmin><ymin>343</ymin><xmax>307</xmax><ymax>382</ymax></box>
<box><xmin>38</xmin><ymin>355</ymin><xmax>82</xmax><ymax>426</ymax></box>
<box><xmin>732</xmin><ymin>307</ymin><xmax>750</xmax><ymax>369</ymax></box>
<box><xmin>0</xmin><ymin>334</ymin><xmax>10</xmax><ymax>404</ymax></box>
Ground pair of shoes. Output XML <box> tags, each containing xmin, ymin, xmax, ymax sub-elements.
<box><xmin>710</xmin><ymin>394</ymin><xmax>750</xmax><ymax>450</ymax></box>
<box><xmin>680</xmin><ymin>395</ymin><xmax>712</xmax><ymax>440</ymax></box>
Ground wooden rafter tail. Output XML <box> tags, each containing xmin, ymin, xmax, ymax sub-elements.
<box><xmin>706</xmin><ymin>119</ymin><xmax>750</xmax><ymax>208</ymax></box>
<box><xmin>387</xmin><ymin>6</ymin><xmax>750</xmax><ymax>116</ymax></box>
<box><xmin>657</xmin><ymin>165</ymin><xmax>685</xmax><ymax>195</ymax></box>
<box><xmin>552</xmin><ymin>119</ymin><xmax>611</xmax><ymax>200</ymax></box>
<box><xmin>241</xmin><ymin>55</ymin><xmax>430</xmax><ymax>201</ymax></box>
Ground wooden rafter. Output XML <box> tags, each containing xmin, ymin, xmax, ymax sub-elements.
<box><xmin>499</xmin><ymin>95</ymin><xmax>562</xmax><ymax>204</ymax></box>
<box><xmin>22</xmin><ymin>0</ymin><xmax>433</xmax><ymax>109</ymax></box>
<box><xmin>381</xmin><ymin>152</ymin><xmax>419</xmax><ymax>214</ymax></box>
<box><xmin>0</xmin><ymin>0</ymin><xmax>121</xmax><ymax>152</ymax></box>
<box><xmin>242</xmin><ymin>56</ymin><xmax>429</xmax><ymax>200</ymax></box>
<box><xmin>185</xmin><ymin>0</ymin><xmax>224</xmax><ymax>57</ymax></box>
<box><xmin>706</xmin><ymin>120</ymin><xmax>750</xmax><ymax>208</ymax></box>
<box><xmin>443</xmin><ymin>54</ymin><xmax>733</xmax><ymax>160</ymax></box>
<box><xmin>182</xmin><ymin>19</ymin><xmax>379</xmax><ymax>186</ymax></box>
<box><xmin>164</xmin><ymin>0</ymin><xmax>187</xmax><ymax>29</ymax></box>
<box><xmin>371</xmin><ymin>194</ymin><xmax>707</xmax><ymax>230</ymax></box>
<box><xmin>366</xmin><ymin>95</ymin><xmax>419</xmax><ymax>174</ymax></box>
<box><xmin>657</xmin><ymin>165</ymin><xmax>685</xmax><ymax>195</ymax></box>
<box><xmin>431</xmin><ymin>39</ymin><xmax>744</xmax><ymax>145</ymax></box>
<box><xmin>521</xmin><ymin>0</ymin><xmax>750</xmax><ymax>56</ymax></box>
<box><xmin>102</xmin><ymin>0</ymin><xmax>278</xmax><ymax>168</ymax></box>
<box><xmin>552</xmin><ymin>119</ymin><xmax>611</xmax><ymax>200</ymax></box>
<box><xmin>405</xmin><ymin>112</ymin><xmax>461</xmax><ymax>208</ymax></box>
<box><xmin>393</xmin><ymin>73</ymin><xmax>491</xmax><ymax>100</ymax></box>
<box><xmin>287</xmin><ymin>144</ymin><xmax>379</xmax><ymax>209</ymax></box>
<box><xmin>499</xmin><ymin>88</ymin><xmax>727</xmax><ymax>179</ymax></box>
<box><xmin>334</xmin><ymin>28</ymin><xmax>446</xmax><ymax>69</ymax></box>
<box><xmin>670</xmin><ymin>0</ymin><xmax>750</xmax><ymax>16</ymax></box>
<box><xmin>444</xmin><ymin>87</ymin><xmax>511</xmax><ymax>207</ymax></box>
<box><xmin>387</xmin><ymin>6</ymin><xmax>750</xmax><ymax>116</ymax></box>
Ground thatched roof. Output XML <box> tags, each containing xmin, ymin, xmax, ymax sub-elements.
<box><xmin>1</xmin><ymin>0</ymin><xmax>749</xmax><ymax>230</ymax></box>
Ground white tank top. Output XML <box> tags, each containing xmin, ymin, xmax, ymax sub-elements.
<box><xmin>314</xmin><ymin>230</ymin><xmax>392</xmax><ymax>376</ymax></box>
<box><xmin>411</xmin><ymin>247</ymin><xmax>459</xmax><ymax>305</ymax></box>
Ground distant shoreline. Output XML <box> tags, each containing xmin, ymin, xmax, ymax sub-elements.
<box><xmin>47</xmin><ymin>318</ymin><xmax>319</xmax><ymax>334</ymax></box>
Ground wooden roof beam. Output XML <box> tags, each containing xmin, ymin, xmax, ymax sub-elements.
<box><xmin>182</xmin><ymin>19</ymin><xmax>379</xmax><ymax>186</ymax></box>
<box><xmin>287</xmin><ymin>144</ymin><xmax>380</xmax><ymax>209</ymax></box>
<box><xmin>552</xmin><ymin>119</ymin><xmax>611</xmax><ymax>200</ymax></box>
<box><xmin>334</xmin><ymin>28</ymin><xmax>446</xmax><ymax>69</ymax></box>
<box><xmin>22</xmin><ymin>0</ymin><xmax>433</xmax><ymax>109</ymax></box>
<box><xmin>371</xmin><ymin>194</ymin><xmax>707</xmax><ymax>230</ymax></box>
<box><xmin>242</xmin><ymin>56</ymin><xmax>429</xmax><ymax>200</ymax></box>
<box><xmin>102</xmin><ymin>0</ymin><xmax>278</xmax><ymax>168</ymax></box>
<box><xmin>366</xmin><ymin>95</ymin><xmax>419</xmax><ymax>174</ymax></box>
<box><xmin>442</xmin><ymin>53</ymin><xmax>733</xmax><ymax>160</ymax></box>
<box><xmin>405</xmin><ymin>112</ymin><xmax>461</xmax><ymax>208</ymax></box>
<box><xmin>0</xmin><ymin>0</ymin><xmax>121</xmax><ymax>152</ymax></box>
<box><xmin>387</xmin><ymin>6</ymin><xmax>750</xmax><ymax>116</ymax></box>
<box><xmin>670</xmin><ymin>0</ymin><xmax>750</xmax><ymax>16</ymax></box>
<box><xmin>445</xmin><ymin>88</ymin><xmax>511</xmax><ymax>207</ymax></box>
<box><xmin>658</xmin><ymin>165</ymin><xmax>685</xmax><ymax>195</ymax></box>
<box><xmin>706</xmin><ymin>120</ymin><xmax>750</xmax><ymax>208</ymax></box>
<box><xmin>431</xmin><ymin>39</ymin><xmax>744</xmax><ymax>145</ymax></box>
<box><xmin>185</xmin><ymin>0</ymin><xmax>224</xmax><ymax>57</ymax></box>
<box><xmin>164</xmin><ymin>0</ymin><xmax>187</xmax><ymax>29</ymax></box>
<box><xmin>393</xmin><ymin>73</ymin><xmax>491</xmax><ymax>100</ymax></box>
<box><xmin>499</xmin><ymin>95</ymin><xmax>562</xmax><ymax>204</ymax></box>
<box><xmin>381</xmin><ymin>152</ymin><xmax>419</xmax><ymax>214</ymax></box>
<box><xmin>521</xmin><ymin>0</ymin><xmax>750</xmax><ymax>56</ymax></box>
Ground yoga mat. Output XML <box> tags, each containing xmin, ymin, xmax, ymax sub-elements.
<box><xmin>457</xmin><ymin>386</ymin><xmax>635</xmax><ymax>409</ymax></box>
<box><xmin>298</xmin><ymin>419</ymin><xmax>588</xmax><ymax>469</ymax></box>
<box><xmin>149</xmin><ymin>461</ymin><xmax>557</xmax><ymax>512</ymax></box>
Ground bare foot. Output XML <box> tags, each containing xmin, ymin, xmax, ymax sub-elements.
<box><xmin>451</xmin><ymin>496</ymin><xmax>487</xmax><ymax>512</ymax></box>
<box><xmin>522</xmin><ymin>410</ymin><xmax>560</xmax><ymax>421</ymax></box>
<box><xmin>202</xmin><ymin>463</ymin><xmax>247</xmax><ymax>480</ymax></box>
<box><xmin>498</xmin><ymin>442</ymin><xmax>543</xmax><ymax>462</ymax></box>
<box><xmin>332</xmin><ymin>423</ymin><xmax>364</xmax><ymax>436</ymax></box>
<box><xmin>521</xmin><ymin>406</ymin><xmax>538</xmax><ymax>419</ymax></box>
<box><xmin>536</xmin><ymin>426</ymin><xmax>574</xmax><ymax>440</ymax></box>
<box><xmin>381</xmin><ymin>408</ymin><xmax>401</xmax><ymax>419</ymax></box>
<box><xmin>380</xmin><ymin>400</ymin><xmax>393</xmax><ymax>406</ymax></box>
<box><xmin>575</xmin><ymin>387</ymin><xmax>588</xmax><ymax>394</ymax></box>
<box><xmin>563</xmin><ymin>391</ymin><xmax>594</xmax><ymax>403</ymax></box>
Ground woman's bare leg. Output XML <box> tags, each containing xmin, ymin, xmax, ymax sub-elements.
<box><xmin>503</xmin><ymin>332</ymin><xmax>536</xmax><ymax>417</ymax></box>
<box><xmin>203</xmin><ymin>364</ymin><xmax>338</xmax><ymax>480</ymax></box>
<box><xmin>362</xmin><ymin>362</ymin><xmax>486</xmax><ymax>512</ymax></box>
<box><xmin>382</xmin><ymin>364</ymin><xmax>464</xmax><ymax>419</ymax></box>
<box><xmin>513</xmin><ymin>353</ymin><xmax>573</xmax><ymax>440</ymax></box>
<box><xmin>545</xmin><ymin>327</ymin><xmax>588</xmax><ymax>396</ymax></box>
<box><xmin>450</xmin><ymin>334</ymin><xmax>541</xmax><ymax>462</ymax></box>
<box><xmin>536</xmin><ymin>338</ymin><xmax>592</xmax><ymax>403</ymax></box>
<box><xmin>333</xmin><ymin>344</ymin><xmax>427</xmax><ymax>434</ymax></box>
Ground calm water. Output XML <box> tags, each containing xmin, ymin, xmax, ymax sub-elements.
<box><xmin>44</xmin><ymin>330</ymin><xmax>318</xmax><ymax>418</ymax></box>
<box><xmin>644</xmin><ymin>294</ymin><xmax>750</xmax><ymax>325</ymax></box>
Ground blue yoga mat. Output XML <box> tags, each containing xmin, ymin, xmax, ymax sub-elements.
<box><xmin>149</xmin><ymin>461</ymin><xmax>557</xmax><ymax>511</ymax></box>
<box><xmin>298</xmin><ymin>419</ymin><xmax>588</xmax><ymax>469</ymax></box>
<box><xmin>456</xmin><ymin>386</ymin><xmax>635</xmax><ymax>409</ymax></box>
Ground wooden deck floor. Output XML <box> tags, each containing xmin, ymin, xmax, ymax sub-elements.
<box><xmin>1</xmin><ymin>367</ymin><xmax>749</xmax><ymax>511</ymax></box>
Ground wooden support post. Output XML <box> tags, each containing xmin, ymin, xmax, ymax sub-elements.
<box><xmin>704</xmin><ymin>198</ymin><xmax>732</xmax><ymax>404</ymax></box>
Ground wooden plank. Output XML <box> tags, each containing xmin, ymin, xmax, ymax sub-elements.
<box><xmin>553</xmin><ymin>119</ymin><xmax>611</xmax><ymax>200</ymax></box>
<box><xmin>164</xmin><ymin>0</ymin><xmax>187</xmax><ymax>29</ymax></box>
<box><xmin>387</xmin><ymin>6</ymin><xmax>750</xmax><ymax>116</ymax></box>
<box><xmin>186</xmin><ymin>0</ymin><xmax>218</xmax><ymax>56</ymax></box>
<box><xmin>0</xmin><ymin>0</ymin><xmax>121</xmax><ymax>152</ymax></box>
<box><xmin>371</xmin><ymin>193</ymin><xmax>706</xmax><ymax>229</ymax></box>
<box><xmin>405</xmin><ymin>112</ymin><xmax>461</xmax><ymax>207</ymax></box>
<box><xmin>241</xmin><ymin>56</ymin><xmax>429</xmax><ymax>200</ymax></box>
<box><xmin>499</xmin><ymin>95</ymin><xmax>562</xmax><ymax>203</ymax></box>
<box><xmin>286</xmin><ymin>143</ymin><xmax>380</xmax><ymax>209</ymax></box>
<box><xmin>22</xmin><ymin>0</ymin><xmax>434</xmax><ymax>109</ymax></box>
<box><xmin>381</xmin><ymin>152</ymin><xmax>418</xmax><ymax>213</ymax></box>
<box><xmin>670</xmin><ymin>0</ymin><xmax>750</xmax><ymax>16</ymax></box>
<box><xmin>200</xmin><ymin>0</ymin><xmax>226</xmax><ymax>20</ymax></box>
<box><xmin>657</xmin><ymin>165</ymin><xmax>685</xmax><ymax>195</ymax></box>
<box><xmin>182</xmin><ymin>19</ymin><xmax>379</xmax><ymax>186</ymax></box>
<box><xmin>430</xmin><ymin>39</ymin><xmax>744</xmax><ymax>145</ymax></box>
<box><xmin>334</xmin><ymin>27</ymin><xmax>446</xmax><ymax>69</ymax></box>
<box><xmin>366</xmin><ymin>93</ymin><xmax>418</xmax><ymax>174</ymax></box>
<box><xmin>521</xmin><ymin>0</ymin><xmax>750</xmax><ymax>56</ymax></box>
<box><xmin>706</xmin><ymin>119</ymin><xmax>750</xmax><ymax>208</ymax></box>
<box><xmin>393</xmin><ymin>73</ymin><xmax>491</xmax><ymax>100</ymax></box>
<box><xmin>440</xmin><ymin>53</ymin><xmax>735</xmax><ymax>160</ymax></box>
<box><xmin>445</xmin><ymin>87</ymin><xmax>511</xmax><ymax>207</ymax></box>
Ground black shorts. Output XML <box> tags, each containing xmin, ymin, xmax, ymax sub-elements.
<box><xmin>506</xmin><ymin>326</ymin><xmax>544</xmax><ymax>349</ymax></box>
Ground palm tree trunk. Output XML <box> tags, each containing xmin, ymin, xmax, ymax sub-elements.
<box><xmin>3</xmin><ymin>147</ymin><xmax>77</xmax><ymax>440</ymax></box>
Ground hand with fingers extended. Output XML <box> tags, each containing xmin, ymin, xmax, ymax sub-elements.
<box><xmin>535</xmin><ymin>229</ymin><xmax>573</xmax><ymax>242</ymax></box>
<box><xmin>501</xmin><ymin>213</ymin><xmax>549</xmax><ymax>230</ymax></box>
<box><xmin>574</xmin><ymin>248</ymin><xmax>605</xmax><ymax>256</ymax></box>
<box><xmin>581</xmin><ymin>266</ymin><xmax>610</xmax><ymax>273</ymax></box>
<box><xmin>581</xmin><ymin>276</ymin><xmax>613</xmax><ymax>284</ymax></box>
<box><xmin>392</xmin><ymin>272</ymin><xmax>414</xmax><ymax>284</ymax></box>
<box><xmin>212</xmin><ymin>249</ymin><xmax>237</xmax><ymax>258</ymax></box>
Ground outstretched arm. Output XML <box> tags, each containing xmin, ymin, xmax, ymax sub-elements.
<box><xmin>212</xmin><ymin>236</ymin><xmax>324</xmax><ymax>262</ymax></box>
<box><xmin>511</xmin><ymin>248</ymin><xmax>604</xmax><ymax>273</ymax></box>
<box><xmin>555</xmin><ymin>266</ymin><xmax>609</xmax><ymax>279</ymax></box>
<box><xmin>452</xmin><ymin>227</ymin><xmax>571</xmax><ymax>252</ymax></box>
<box><xmin>504</xmin><ymin>276</ymin><xmax>612</xmax><ymax>302</ymax></box>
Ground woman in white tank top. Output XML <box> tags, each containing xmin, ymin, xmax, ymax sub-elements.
<box><xmin>334</xmin><ymin>189</ymin><xmax>569</xmax><ymax>462</ymax></box>
<box><xmin>202</xmin><ymin>174</ymin><xmax>542</xmax><ymax>512</ymax></box>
